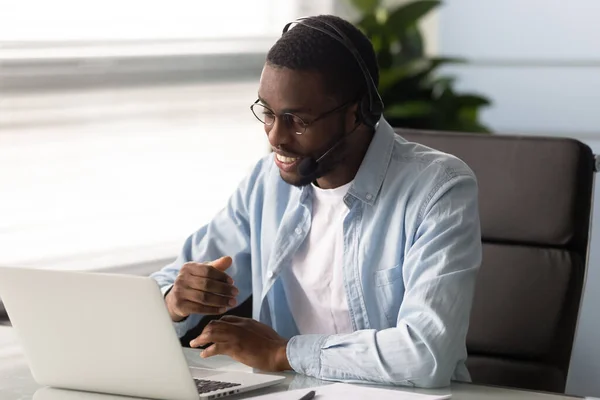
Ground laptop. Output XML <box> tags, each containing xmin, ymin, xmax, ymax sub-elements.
<box><xmin>0</xmin><ymin>266</ymin><xmax>285</xmax><ymax>400</ymax></box>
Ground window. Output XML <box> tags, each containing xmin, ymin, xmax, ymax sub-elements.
<box><xmin>0</xmin><ymin>0</ymin><xmax>334</xmax><ymax>57</ymax></box>
<box><xmin>1</xmin><ymin>0</ymin><xmax>281</xmax><ymax>41</ymax></box>
<box><xmin>0</xmin><ymin>0</ymin><xmax>334</xmax><ymax>271</ymax></box>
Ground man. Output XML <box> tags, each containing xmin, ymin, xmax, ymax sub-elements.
<box><xmin>151</xmin><ymin>14</ymin><xmax>481</xmax><ymax>388</ymax></box>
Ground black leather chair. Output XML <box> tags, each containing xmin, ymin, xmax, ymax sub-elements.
<box><xmin>398</xmin><ymin>128</ymin><xmax>596</xmax><ymax>393</ymax></box>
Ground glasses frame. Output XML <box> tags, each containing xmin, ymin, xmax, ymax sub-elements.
<box><xmin>250</xmin><ymin>98</ymin><xmax>355</xmax><ymax>135</ymax></box>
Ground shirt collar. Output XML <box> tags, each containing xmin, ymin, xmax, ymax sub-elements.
<box><xmin>346</xmin><ymin>118</ymin><xmax>395</xmax><ymax>206</ymax></box>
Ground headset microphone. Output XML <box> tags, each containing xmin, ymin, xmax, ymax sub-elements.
<box><xmin>298</xmin><ymin>125</ymin><xmax>359</xmax><ymax>177</ymax></box>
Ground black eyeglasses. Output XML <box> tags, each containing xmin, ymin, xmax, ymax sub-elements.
<box><xmin>250</xmin><ymin>99</ymin><xmax>355</xmax><ymax>135</ymax></box>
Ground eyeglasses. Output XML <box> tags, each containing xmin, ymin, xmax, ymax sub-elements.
<box><xmin>250</xmin><ymin>99</ymin><xmax>354</xmax><ymax>135</ymax></box>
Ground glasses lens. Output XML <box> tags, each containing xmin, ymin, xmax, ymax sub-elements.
<box><xmin>251</xmin><ymin>103</ymin><xmax>275</xmax><ymax>125</ymax></box>
<box><xmin>286</xmin><ymin>114</ymin><xmax>306</xmax><ymax>135</ymax></box>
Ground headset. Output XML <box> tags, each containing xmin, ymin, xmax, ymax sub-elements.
<box><xmin>281</xmin><ymin>16</ymin><xmax>384</xmax><ymax>129</ymax></box>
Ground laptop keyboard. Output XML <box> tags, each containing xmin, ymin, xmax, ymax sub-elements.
<box><xmin>194</xmin><ymin>378</ymin><xmax>242</xmax><ymax>394</ymax></box>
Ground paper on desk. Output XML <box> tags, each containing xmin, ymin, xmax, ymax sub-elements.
<box><xmin>247</xmin><ymin>382</ymin><xmax>451</xmax><ymax>400</ymax></box>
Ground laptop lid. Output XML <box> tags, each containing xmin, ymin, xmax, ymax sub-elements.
<box><xmin>0</xmin><ymin>267</ymin><xmax>199</xmax><ymax>400</ymax></box>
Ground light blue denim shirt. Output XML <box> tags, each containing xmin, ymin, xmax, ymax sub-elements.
<box><xmin>151</xmin><ymin>118</ymin><xmax>482</xmax><ymax>388</ymax></box>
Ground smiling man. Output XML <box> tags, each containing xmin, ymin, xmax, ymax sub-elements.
<box><xmin>151</xmin><ymin>15</ymin><xmax>482</xmax><ymax>388</ymax></box>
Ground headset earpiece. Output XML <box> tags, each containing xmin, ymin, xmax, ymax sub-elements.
<box><xmin>360</xmin><ymin>96</ymin><xmax>374</xmax><ymax>128</ymax></box>
<box><xmin>368</xmin><ymin>88</ymin><xmax>384</xmax><ymax>127</ymax></box>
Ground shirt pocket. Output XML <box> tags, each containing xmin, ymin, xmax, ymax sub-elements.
<box><xmin>374</xmin><ymin>265</ymin><xmax>405</xmax><ymax>327</ymax></box>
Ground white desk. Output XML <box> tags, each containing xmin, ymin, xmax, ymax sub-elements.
<box><xmin>0</xmin><ymin>326</ymin><xmax>583</xmax><ymax>400</ymax></box>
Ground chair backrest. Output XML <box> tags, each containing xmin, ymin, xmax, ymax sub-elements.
<box><xmin>397</xmin><ymin>128</ymin><xmax>595</xmax><ymax>393</ymax></box>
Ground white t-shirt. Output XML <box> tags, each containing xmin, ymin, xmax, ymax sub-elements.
<box><xmin>283</xmin><ymin>181</ymin><xmax>354</xmax><ymax>335</ymax></box>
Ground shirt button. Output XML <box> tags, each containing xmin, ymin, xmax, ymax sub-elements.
<box><xmin>295</xmin><ymin>227</ymin><xmax>303</xmax><ymax>235</ymax></box>
<box><xmin>366</xmin><ymin>193</ymin><xmax>373</xmax><ymax>200</ymax></box>
<box><xmin>267</xmin><ymin>271</ymin><xmax>274</xmax><ymax>279</ymax></box>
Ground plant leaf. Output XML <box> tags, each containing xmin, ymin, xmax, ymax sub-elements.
<box><xmin>397</xmin><ymin>25</ymin><xmax>424</xmax><ymax>60</ymax></box>
<box><xmin>379</xmin><ymin>57</ymin><xmax>458</xmax><ymax>99</ymax></box>
<box><xmin>458</xmin><ymin>106</ymin><xmax>478</xmax><ymax>123</ymax></box>
<box><xmin>352</xmin><ymin>0</ymin><xmax>492</xmax><ymax>133</ymax></box>
<box><xmin>387</xmin><ymin>0</ymin><xmax>441</xmax><ymax>31</ymax></box>
<box><xmin>377</xmin><ymin>44</ymin><xmax>394</xmax><ymax>69</ymax></box>
<box><xmin>349</xmin><ymin>0</ymin><xmax>380</xmax><ymax>14</ymax></box>
<box><xmin>430</xmin><ymin>76</ymin><xmax>455</xmax><ymax>87</ymax></box>
<box><xmin>430</xmin><ymin>76</ymin><xmax>456</xmax><ymax>98</ymax></box>
<box><xmin>455</xmin><ymin>94</ymin><xmax>492</xmax><ymax>108</ymax></box>
<box><xmin>382</xmin><ymin>58</ymin><xmax>462</xmax><ymax>88</ymax></box>
<box><xmin>378</xmin><ymin>59</ymin><xmax>429</xmax><ymax>91</ymax></box>
<box><xmin>429</xmin><ymin>56</ymin><xmax>467</xmax><ymax>65</ymax></box>
<box><xmin>385</xmin><ymin>101</ymin><xmax>434</xmax><ymax>119</ymax></box>
<box><xmin>356</xmin><ymin>13</ymin><xmax>385</xmax><ymax>37</ymax></box>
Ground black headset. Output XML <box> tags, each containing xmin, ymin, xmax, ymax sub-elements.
<box><xmin>282</xmin><ymin>17</ymin><xmax>384</xmax><ymax>129</ymax></box>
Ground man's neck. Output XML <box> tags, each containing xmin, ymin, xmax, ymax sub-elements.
<box><xmin>316</xmin><ymin>127</ymin><xmax>374</xmax><ymax>189</ymax></box>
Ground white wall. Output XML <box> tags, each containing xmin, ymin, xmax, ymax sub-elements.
<box><xmin>438</xmin><ymin>0</ymin><xmax>600</xmax><ymax>137</ymax></box>
<box><xmin>436</xmin><ymin>0</ymin><xmax>600</xmax><ymax>397</ymax></box>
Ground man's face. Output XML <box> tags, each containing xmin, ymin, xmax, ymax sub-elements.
<box><xmin>256</xmin><ymin>64</ymin><xmax>351</xmax><ymax>187</ymax></box>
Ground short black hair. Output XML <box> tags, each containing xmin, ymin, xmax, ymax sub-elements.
<box><xmin>266</xmin><ymin>15</ymin><xmax>379</xmax><ymax>104</ymax></box>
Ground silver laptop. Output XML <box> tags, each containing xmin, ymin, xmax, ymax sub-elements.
<box><xmin>0</xmin><ymin>266</ymin><xmax>285</xmax><ymax>400</ymax></box>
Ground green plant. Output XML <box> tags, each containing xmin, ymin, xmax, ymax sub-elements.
<box><xmin>350</xmin><ymin>0</ymin><xmax>492</xmax><ymax>132</ymax></box>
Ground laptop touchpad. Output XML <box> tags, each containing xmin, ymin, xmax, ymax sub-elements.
<box><xmin>189</xmin><ymin>368</ymin><xmax>224</xmax><ymax>378</ymax></box>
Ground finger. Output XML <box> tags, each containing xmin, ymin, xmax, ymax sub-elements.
<box><xmin>219</xmin><ymin>315</ymin><xmax>248</xmax><ymax>324</ymax></box>
<box><xmin>182</xmin><ymin>262</ymin><xmax>233</xmax><ymax>284</ymax></box>
<box><xmin>207</xmin><ymin>256</ymin><xmax>233</xmax><ymax>272</ymax></box>
<box><xmin>190</xmin><ymin>333</ymin><xmax>216</xmax><ymax>348</ymax></box>
<box><xmin>190</xmin><ymin>321</ymin><xmax>236</xmax><ymax>347</ymax></box>
<box><xmin>218</xmin><ymin>316</ymin><xmax>274</xmax><ymax>339</ymax></box>
<box><xmin>177</xmin><ymin>300</ymin><xmax>227</xmax><ymax>316</ymax></box>
<box><xmin>184</xmin><ymin>278</ymin><xmax>239</xmax><ymax>298</ymax></box>
<box><xmin>200</xmin><ymin>343</ymin><xmax>226</xmax><ymax>358</ymax></box>
<box><xmin>183</xmin><ymin>288</ymin><xmax>237</xmax><ymax>308</ymax></box>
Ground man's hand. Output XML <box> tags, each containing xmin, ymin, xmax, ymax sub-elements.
<box><xmin>189</xmin><ymin>316</ymin><xmax>292</xmax><ymax>372</ymax></box>
<box><xmin>165</xmin><ymin>256</ymin><xmax>239</xmax><ymax>322</ymax></box>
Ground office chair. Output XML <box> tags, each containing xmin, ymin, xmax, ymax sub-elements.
<box><xmin>398</xmin><ymin>128</ymin><xmax>596</xmax><ymax>393</ymax></box>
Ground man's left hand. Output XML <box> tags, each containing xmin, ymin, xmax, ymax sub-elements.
<box><xmin>190</xmin><ymin>316</ymin><xmax>292</xmax><ymax>372</ymax></box>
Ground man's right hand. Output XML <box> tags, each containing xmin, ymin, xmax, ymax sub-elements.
<box><xmin>165</xmin><ymin>256</ymin><xmax>239</xmax><ymax>322</ymax></box>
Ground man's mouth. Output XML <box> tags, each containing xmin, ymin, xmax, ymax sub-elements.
<box><xmin>274</xmin><ymin>152</ymin><xmax>303</xmax><ymax>173</ymax></box>
<box><xmin>275</xmin><ymin>153</ymin><xmax>300</xmax><ymax>164</ymax></box>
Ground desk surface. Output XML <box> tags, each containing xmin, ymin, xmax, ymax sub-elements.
<box><xmin>0</xmin><ymin>326</ymin><xmax>583</xmax><ymax>400</ymax></box>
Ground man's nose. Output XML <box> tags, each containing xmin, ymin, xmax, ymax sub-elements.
<box><xmin>266</xmin><ymin>117</ymin><xmax>291</xmax><ymax>148</ymax></box>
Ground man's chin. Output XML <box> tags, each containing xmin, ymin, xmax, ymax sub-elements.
<box><xmin>279</xmin><ymin>170</ymin><xmax>316</xmax><ymax>187</ymax></box>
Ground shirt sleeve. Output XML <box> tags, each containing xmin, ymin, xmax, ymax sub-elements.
<box><xmin>286</xmin><ymin>172</ymin><xmax>482</xmax><ymax>388</ymax></box>
<box><xmin>150</xmin><ymin>160</ymin><xmax>265</xmax><ymax>338</ymax></box>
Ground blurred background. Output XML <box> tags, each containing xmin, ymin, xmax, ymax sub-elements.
<box><xmin>1</xmin><ymin>0</ymin><xmax>599</xmax><ymax>397</ymax></box>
